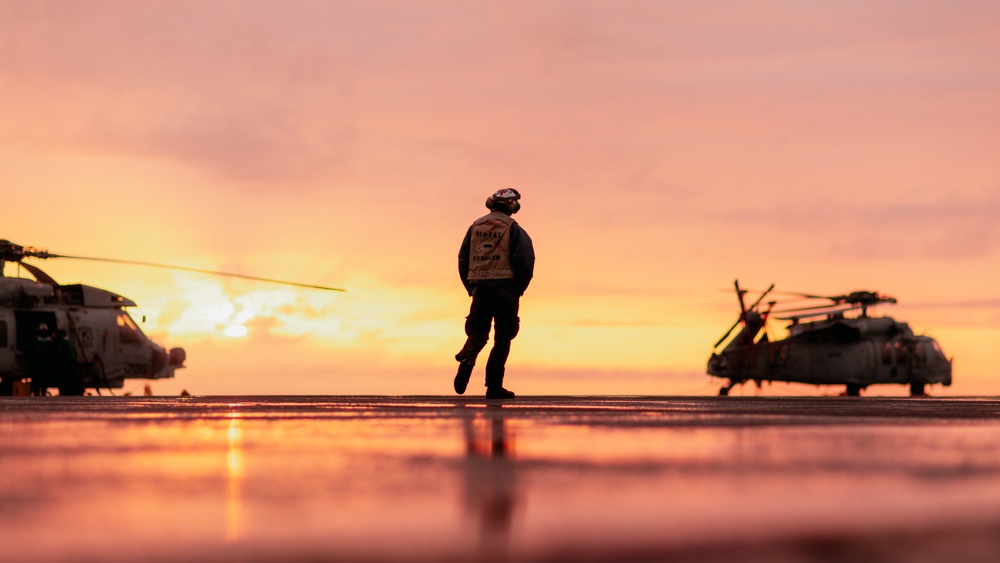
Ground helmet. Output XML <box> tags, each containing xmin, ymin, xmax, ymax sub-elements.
<box><xmin>485</xmin><ymin>188</ymin><xmax>521</xmax><ymax>214</ymax></box>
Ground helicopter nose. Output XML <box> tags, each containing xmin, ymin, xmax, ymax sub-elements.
<box><xmin>169</xmin><ymin>347</ymin><xmax>186</xmax><ymax>367</ymax></box>
<box><xmin>152</xmin><ymin>347</ymin><xmax>168</xmax><ymax>373</ymax></box>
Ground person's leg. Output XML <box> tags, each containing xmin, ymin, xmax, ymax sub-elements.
<box><xmin>484</xmin><ymin>340</ymin><xmax>511</xmax><ymax>389</ymax></box>
<box><xmin>485</xmin><ymin>299</ymin><xmax>519</xmax><ymax>391</ymax></box>
<box><xmin>455</xmin><ymin>298</ymin><xmax>493</xmax><ymax>394</ymax></box>
<box><xmin>457</xmin><ymin>298</ymin><xmax>492</xmax><ymax>363</ymax></box>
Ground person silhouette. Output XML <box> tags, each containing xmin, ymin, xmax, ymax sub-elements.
<box><xmin>454</xmin><ymin>189</ymin><xmax>534</xmax><ymax>399</ymax></box>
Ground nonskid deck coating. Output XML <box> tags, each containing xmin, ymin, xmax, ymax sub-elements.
<box><xmin>3</xmin><ymin>396</ymin><xmax>1000</xmax><ymax>562</ymax></box>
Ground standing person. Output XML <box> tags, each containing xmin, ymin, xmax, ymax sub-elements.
<box><xmin>28</xmin><ymin>322</ymin><xmax>56</xmax><ymax>395</ymax></box>
<box><xmin>454</xmin><ymin>188</ymin><xmax>535</xmax><ymax>399</ymax></box>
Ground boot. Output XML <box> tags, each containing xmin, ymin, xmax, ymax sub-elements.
<box><xmin>454</xmin><ymin>359</ymin><xmax>474</xmax><ymax>395</ymax></box>
<box><xmin>485</xmin><ymin>387</ymin><xmax>515</xmax><ymax>399</ymax></box>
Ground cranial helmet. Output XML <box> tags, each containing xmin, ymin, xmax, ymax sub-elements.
<box><xmin>485</xmin><ymin>188</ymin><xmax>521</xmax><ymax>214</ymax></box>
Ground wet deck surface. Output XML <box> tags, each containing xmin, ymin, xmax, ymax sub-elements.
<box><xmin>4</xmin><ymin>396</ymin><xmax>1000</xmax><ymax>562</ymax></box>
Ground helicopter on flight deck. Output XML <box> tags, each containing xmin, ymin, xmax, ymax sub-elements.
<box><xmin>708</xmin><ymin>280</ymin><xmax>952</xmax><ymax>397</ymax></box>
<box><xmin>0</xmin><ymin>240</ymin><xmax>344</xmax><ymax>396</ymax></box>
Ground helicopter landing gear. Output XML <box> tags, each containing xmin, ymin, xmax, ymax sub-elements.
<box><xmin>0</xmin><ymin>377</ymin><xmax>12</xmax><ymax>396</ymax></box>
<box><xmin>845</xmin><ymin>383</ymin><xmax>863</xmax><ymax>397</ymax></box>
<box><xmin>718</xmin><ymin>381</ymin><xmax>735</xmax><ymax>396</ymax></box>
<box><xmin>909</xmin><ymin>382</ymin><xmax>926</xmax><ymax>397</ymax></box>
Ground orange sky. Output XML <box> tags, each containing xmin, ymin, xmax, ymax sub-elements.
<box><xmin>2</xmin><ymin>1</ymin><xmax>999</xmax><ymax>396</ymax></box>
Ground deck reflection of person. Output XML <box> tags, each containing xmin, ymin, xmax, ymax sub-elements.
<box><xmin>454</xmin><ymin>188</ymin><xmax>535</xmax><ymax>399</ymax></box>
<box><xmin>462</xmin><ymin>406</ymin><xmax>518</xmax><ymax>553</ymax></box>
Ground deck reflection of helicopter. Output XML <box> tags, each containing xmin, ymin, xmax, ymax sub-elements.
<box><xmin>0</xmin><ymin>240</ymin><xmax>344</xmax><ymax>396</ymax></box>
<box><xmin>708</xmin><ymin>280</ymin><xmax>952</xmax><ymax>397</ymax></box>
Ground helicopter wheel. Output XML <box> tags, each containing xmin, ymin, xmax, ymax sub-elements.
<box><xmin>909</xmin><ymin>382</ymin><xmax>926</xmax><ymax>397</ymax></box>
<box><xmin>845</xmin><ymin>383</ymin><xmax>862</xmax><ymax>397</ymax></box>
<box><xmin>0</xmin><ymin>377</ymin><xmax>12</xmax><ymax>396</ymax></box>
<box><xmin>718</xmin><ymin>387</ymin><xmax>730</xmax><ymax>396</ymax></box>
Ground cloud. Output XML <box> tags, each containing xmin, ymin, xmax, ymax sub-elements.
<box><xmin>830</xmin><ymin>199</ymin><xmax>1000</xmax><ymax>261</ymax></box>
<box><xmin>5</xmin><ymin>0</ymin><xmax>998</xmax><ymax>194</ymax></box>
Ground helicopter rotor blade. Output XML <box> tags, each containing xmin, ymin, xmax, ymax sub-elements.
<box><xmin>782</xmin><ymin>292</ymin><xmax>832</xmax><ymax>300</ymax></box>
<box><xmin>773</xmin><ymin>304</ymin><xmax>862</xmax><ymax>321</ymax></box>
<box><xmin>714</xmin><ymin>280</ymin><xmax>772</xmax><ymax>350</ymax></box>
<box><xmin>746</xmin><ymin>283</ymin><xmax>775</xmax><ymax>311</ymax></box>
<box><xmin>761</xmin><ymin>301</ymin><xmax>776</xmax><ymax>319</ymax></box>
<box><xmin>721</xmin><ymin>288</ymin><xmax>825</xmax><ymax>299</ymax></box>
<box><xmin>714</xmin><ymin>318</ymin><xmax>742</xmax><ymax>350</ymax></box>
<box><xmin>734</xmin><ymin>280</ymin><xmax>747</xmax><ymax>315</ymax></box>
<box><xmin>767</xmin><ymin>290</ymin><xmax>842</xmax><ymax>302</ymax></box>
<box><xmin>17</xmin><ymin>262</ymin><xmax>59</xmax><ymax>285</ymax></box>
<box><xmin>772</xmin><ymin>302</ymin><xmax>855</xmax><ymax>314</ymax></box>
<box><xmin>41</xmin><ymin>253</ymin><xmax>347</xmax><ymax>292</ymax></box>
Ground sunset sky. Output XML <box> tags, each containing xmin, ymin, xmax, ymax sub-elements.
<box><xmin>2</xmin><ymin>1</ymin><xmax>999</xmax><ymax>396</ymax></box>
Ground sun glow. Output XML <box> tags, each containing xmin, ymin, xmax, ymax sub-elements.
<box><xmin>145</xmin><ymin>275</ymin><xmax>347</xmax><ymax>341</ymax></box>
<box><xmin>224</xmin><ymin>325</ymin><xmax>248</xmax><ymax>338</ymax></box>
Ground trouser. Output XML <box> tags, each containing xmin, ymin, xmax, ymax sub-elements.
<box><xmin>456</xmin><ymin>294</ymin><xmax>520</xmax><ymax>389</ymax></box>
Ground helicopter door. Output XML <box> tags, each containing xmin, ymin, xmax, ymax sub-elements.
<box><xmin>13</xmin><ymin>311</ymin><xmax>59</xmax><ymax>352</ymax></box>
<box><xmin>0</xmin><ymin>309</ymin><xmax>14</xmax><ymax>373</ymax></box>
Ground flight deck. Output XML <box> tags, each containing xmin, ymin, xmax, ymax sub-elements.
<box><xmin>3</xmin><ymin>396</ymin><xmax>1000</xmax><ymax>562</ymax></box>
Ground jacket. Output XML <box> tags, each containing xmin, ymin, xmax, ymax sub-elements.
<box><xmin>458</xmin><ymin>212</ymin><xmax>534</xmax><ymax>299</ymax></box>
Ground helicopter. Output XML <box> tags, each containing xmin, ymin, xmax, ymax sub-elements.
<box><xmin>708</xmin><ymin>280</ymin><xmax>953</xmax><ymax>397</ymax></box>
<box><xmin>0</xmin><ymin>240</ymin><xmax>344</xmax><ymax>396</ymax></box>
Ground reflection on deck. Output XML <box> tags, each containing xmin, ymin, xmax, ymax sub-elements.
<box><xmin>462</xmin><ymin>406</ymin><xmax>518</xmax><ymax>556</ymax></box>
<box><xmin>226</xmin><ymin>415</ymin><xmax>243</xmax><ymax>542</ymax></box>
<box><xmin>4</xmin><ymin>396</ymin><xmax>1000</xmax><ymax>562</ymax></box>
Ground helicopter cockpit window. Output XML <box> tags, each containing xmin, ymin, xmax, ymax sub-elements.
<box><xmin>882</xmin><ymin>341</ymin><xmax>910</xmax><ymax>365</ymax></box>
<box><xmin>116</xmin><ymin>312</ymin><xmax>144</xmax><ymax>344</ymax></box>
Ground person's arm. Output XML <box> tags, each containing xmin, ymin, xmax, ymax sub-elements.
<box><xmin>458</xmin><ymin>227</ymin><xmax>473</xmax><ymax>295</ymax></box>
<box><xmin>510</xmin><ymin>224</ymin><xmax>534</xmax><ymax>295</ymax></box>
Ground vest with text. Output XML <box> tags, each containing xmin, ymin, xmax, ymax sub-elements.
<box><xmin>467</xmin><ymin>212</ymin><xmax>515</xmax><ymax>281</ymax></box>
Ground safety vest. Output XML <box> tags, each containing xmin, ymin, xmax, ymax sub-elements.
<box><xmin>467</xmin><ymin>212</ymin><xmax>514</xmax><ymax>281</ymax></box>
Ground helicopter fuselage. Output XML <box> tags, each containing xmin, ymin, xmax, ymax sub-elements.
<box><xmin>0</xmin><ymin>276</ymin><xmax>185</xmax><ymax>395</ymax></box>
<box><xmin>708</xmin><ymin>314</ymin><xmax>952</xmax><ymax>395</ymax></box>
